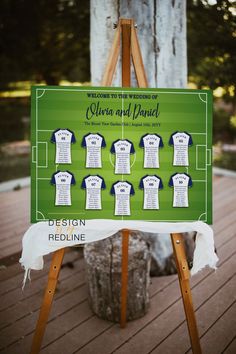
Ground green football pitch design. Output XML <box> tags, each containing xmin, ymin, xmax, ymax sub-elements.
<box><xmin>31</xmin><ymin>86</ymin><xmax>212</xmax><ymax>224</ymax></box>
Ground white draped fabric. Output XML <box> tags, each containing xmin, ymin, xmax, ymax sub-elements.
<box><xmin>20</xmin><ymin>220</ymin><xmax>218</xmax><ymax>288</ymax></box>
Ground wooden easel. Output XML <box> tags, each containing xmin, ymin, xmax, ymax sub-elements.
<box><xmin>30</xmin><ymin>18</ymin><xmax>201</xmax><ymax>354</ymax></box>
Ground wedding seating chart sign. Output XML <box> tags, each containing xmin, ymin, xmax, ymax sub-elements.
<box><xmin>31</xmin><ymin>86</ymin><xmax>212</xmax><ymax>223</ymax></box>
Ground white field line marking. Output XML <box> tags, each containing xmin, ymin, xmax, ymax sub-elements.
<box><xmin>35</xmin><ymin>88</ymin><xmax>210</xmax><ymax>95</ymax></box>
<box><xmin>35</xmin><ymin>88</ymin><xmax>210</xmax><ymax>222</ymax></box>
<box><xmin>207</xmin><ymin>149</ymin><xmax>212</xmax><ymax>166</ymax></box>
<box><xmin>198</xmin><ymin>212</ymin><xmax>207</xmax><ymax>221</ymax></box>
<box><xmin>36</xmin><ymin>89</ymin><xmax>46</xmax><ymax>99</ymax></box>
<box><xmin>32</xmin><ymin>146</ymin><xmax>37</xmax><ymax>163</ymax></box>
<box><xmin>122</xmin><ymin>91</ymin><xmax>124</xmax><ymax>220</ymax></box>
<box><xmin>189</xmin><ymin>133</ymin><xmax>207</xmax><ymax>135</ymax></box>
<box><xmin>36</xmin><ymin>92</ymin><xmax>38</xmax><ymax>220</ymax></box>
<box><xmin>48</xmin><ymin>212</ymin><xmax>86</xmax><ymax>215</ymax></box>
<box><xmin>196</xmin><ymin>145</ymin><xmax>207</xmax><ymax>171</ymax></box>
<box><xmin>37</xmin><ymin>211</ymin><xmax>46</xmax><ymax>219</ymax></box>
<box><xmin>109</xmin><ymin>153</ymin><xmax>115</xmax><ymax>167</ymax></box>
<box><xmin>198</xmin><ymin>93</ymin><xmax>207</xmax><ymax>103</ymax></box>
<box><xmin>205</xmin><ymin>94</ymin><xmax>208</xmax><ymax>221</ymax></box>
<box><xmin>37</xmin><ymin>142</ymin><xmax>48</xmax><ymax>168</ymax></box>
<box><xmin>130</xmin><ymin>153</ymin><xmax>136</xmax><ymax>168</ymax></box>
<box><xmin>37</xmin><ymin>217</ymin><xmax>207</xmax><ymax>222</ymax></box>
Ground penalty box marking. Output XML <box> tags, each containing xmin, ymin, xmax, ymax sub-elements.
<box><xmin>196</xmin><ymin>144</ymin><xmax>207</xmax><ymax>171</ymax></box>
<box><xmin>36</xmin><ymin>142</ymin><xmax>48</xmax><ymax>168</ymax></box>
<box><xmin>32</xmin><ymin>143</ymin><xmax>48</xmax><ymax>167</ymax></box>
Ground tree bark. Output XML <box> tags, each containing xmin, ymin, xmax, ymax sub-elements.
<box><xmin>90</xmin><ymin>0</ymin><xmax>187</xmax><ymax>88</ymax></box>
<box><xmin>90</xmin><ymin>0</ymin><xmax>189</xmax><ymax>275</ymax></box>
<box><xmin>84</xmin><ymin>232</ymin><xmax>151</xmax><ymax>322</ymax></box>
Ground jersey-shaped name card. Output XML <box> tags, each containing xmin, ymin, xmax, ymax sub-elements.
<box><xmin>51</xmin><ymin>129</ymin><xmax>76</xmax><ymax>164</ymax></box>
<box><xmin>31</xmin><ymin>86</ymin><xmax>212</xmax><ymax>223</ymax></box>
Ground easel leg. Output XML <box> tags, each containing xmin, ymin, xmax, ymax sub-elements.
<box><xmin>30</xmin><ymin>248</ymin><xmax>66</xmax><ymax>354</ymax></box>
<box><xmin>120</xmin><ymin>229</ymin><xmax>130</xmax><ymax>328</ymax></box>
<box><xmin>171</xmin><ymin>233</ymin><xmax>202</xmax><ymax>354</ymax></box>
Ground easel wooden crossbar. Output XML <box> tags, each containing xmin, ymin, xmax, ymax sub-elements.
<box><xmin>30</xmin><ymin>18</ymin><xmax>202</xmax><ymax>354</ymax></box>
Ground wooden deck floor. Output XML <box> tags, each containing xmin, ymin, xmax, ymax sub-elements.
<box><xmin>0</xmin><ymin>176</ymin><xmax>236</xmax><ymax>354</ymax></box>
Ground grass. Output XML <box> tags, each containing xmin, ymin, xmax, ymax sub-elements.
<box><xmin>0</xmin><ymin>83</ymin><xmax>235</xmax><ymax>182</ymax></box>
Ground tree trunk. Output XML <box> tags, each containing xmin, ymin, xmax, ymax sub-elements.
<box><xmin>90</xmin><ymin>0</ymin><xmax>187</xmax><ymax>88</ymax></box>
<box><xmin>84</xmin><ymin>232</ymin><xmax>151</xmax><ymax>322</ymax></box>
<box><xmin>90</xmin><ymin>0</ymin><xmax>189</xmax><ymax>275</ymax></box>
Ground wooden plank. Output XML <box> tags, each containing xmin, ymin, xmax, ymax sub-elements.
<box><xmin>0</xmin><ymin>250</ymin><xmax>82</xmax><ymax>296</ymax></box>
<box><xmin>0</xmin><ymin>209</ymin><xmax>29</xmax><ymax>226</ymax></box>
<box><xmin>0</xmin><ymin>176</ymin><xmax>235</xmax><ymax>353</ymax></box>
<box><xmin>0</xmin><ymin>224</ymin><xmax>29</xmax><ymax>245</ymax></box>
<box><xmin>214</xmin><ymin>206</ymin><xmax>235</xmax><ymax>240</ymax></box>
<box><xmin>214</xmin><ymin>193</ymin><xmax>236</xmax><ymax>220</ymax></box>
<box><xmin>0</xmin><ymin>251</ymin><xmax>22</xmax><ymax>268</ymax></box>
<box><xmin>61</xmin><ymin>236</ymin><xmax>236</xmax><ymax>354</ymax></box>
<box><xmin>105</xmin><ymin>250</ymin><xmax>236</xmax><ymax>354</ymax></box>
<box><xmin>151</xmin><ymin>267</ymin><xmax>236</xmax><ymax>353</ymax></box>
<box><xmin>2</xmin><ymin>235</ymin><xmax>235</xmax><ymax>354</ymax></box>
<box><xmin>200</xmin><ymin>302</ymin><xmax>236</xmax><ymax>354</ymax></box>
<box><xmin>40</xmin><ymin>316</ymin><xmax>111</xmax><ymax>354</ymax></box>
<box><xmin>0</xmin><ymin>257</ymin><xmax>84</xmax><ymax>312</ymax></box>
<box><xmin>30</xmin><ymin>248</ymin><xmax>66</xmax><ymax>354</ymax></box>
<box><xmin>1</xmin><ymin>229</ymin><xmax>30</xmax><ymax>250</ymax></box>
<box><xmin>0</xmin><ymin>215</ymin><xmax>29</xmax><ymax>234</ymax></box>
<box><xmin>170</xmin><ymin>233</ymin><xmax>201</xmax><ymax>354</ymax></box>
<box><xmin>214</xmin><ymin>181</ymin><xmax>236</xmax><ymax>204</ymax></box>
<box><xmin>8</xmin><ymin>213</ymin><xmax>234</xmax><ymax>334</ymax></box>
<box><xmin>0</xmin><ymin>264</ymin><xmax>86</xmax><ymax>350</ymax></box>
<box><xmin>120</xmin><ymin>229</ymin><xmax>130</xmax><ymax>328</ymax></box>
<box><xmin>0</xmin><ymin>287</ymin><xmax>89</xmax><ymax>354</ymax></box>
<box><xmin>1</xmin><ymin>212</ymin><xmax>232</xmax><ymax>350</ymax></box>
<box><xmin>0</xmin><ymin>263</ymin><xmax>84</xmax><ymax>333</ymax></box>
<box><xmin>101</xmin><ymin>23</ymin><xmax>121</xmax><ymax>86</ymax></box>
<box><xmin>121</xmin><ymin>20</ymin><xmax>132</xmax><ymax>87</ymax></box>
<box><xmin>213</xmin><ymin>216</ymin><xmax>236</xmax><ymax>249</ymax></box>
<box><xmin>131</xmin><ymin>25</ymin><xmax>148</xmax><ymax>88</ymax></box>
<box><xmin>0</xmin><ymin>187</ymin><xmax>29</xmax><ymax>205</ymax></box>
<box><xmin>223</xmin><ymin>336</ymin><xmax>236</xmax><ymax>354</ymax></box>
<box><xmin>0</xmin><ymin>254</ymin><xmax>52</xmax><ymax>282</ymax></box>
<box><xmin>213</xmin><ymin>177</ymin><xmax>235</xmax><ymax>192</ymax></box>
<box><xmin>0</xmin><ymin>242</ymin><xmax>23</xmax><ymax>260</ymax></box>
<box><xmin>0</xmin><ymin>261</ymin><xmax>175</xmax><ymax>353</ymax></box>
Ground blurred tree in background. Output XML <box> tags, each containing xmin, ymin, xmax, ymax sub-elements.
<box><xmin>0</xmin><ymin>0</ymin><xmax>235</xmax><ymax>94</ymax></box>
<box><xmin>187</xmin><ymin>0</ymin><xmax>236</xmax><ymax>103</ymax></box>
<box><xmin>0</xmin><ymin>0</ymin><xmax>90</xmax><ymax>87</ymax></box>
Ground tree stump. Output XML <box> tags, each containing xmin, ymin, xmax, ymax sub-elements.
<box><xmin>84</xmin><ymin>231</ymin><xmax>151</xmax><ymax>322</ymax></box>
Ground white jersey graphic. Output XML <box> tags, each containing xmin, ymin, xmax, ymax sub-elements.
<box><xmin>139</xmin><ymin>134</ymin><xmax>164</xmax><ymax>168</ymax></box>
<box><xmin>169</xmin><ymin>173</ymin><xmax>192</xmax><ymax>207</ymax></box>
<box><xmin>169</xmin><ymin>132</ymin><xmax>193</xmax><ymax>166</ymax></box>
<box><xmin>110</xmin><ymin>139</ymin><xmax>135</xmax><ymax>174</ymax></box>
<box><xmin>110</xmin><ymin>181</ymin><xmax>135</xmax><ymax>216</ymax></box>
<box><xmin>82</xmin><ymin>133</ymin><xmax>106</xmax><ymax>168</ymax></box>
<box><xmin>139</xmin><ymin>175</ymin><xmax>163</xmax><ymax>209</ymax></box>
<box><xmin>51</xmin><ymin>171</ymin><xmax>75</xmax><ymax>206</ymax></box>
<box><xmin>81</xmin><ymin>175</ymin><xmax>106</xmax><ymax>210</ymax></box>
<box><xmin>51</xmin><ymin>129</ymin><xmax>76</xmax><ymax>164</ymax></box>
